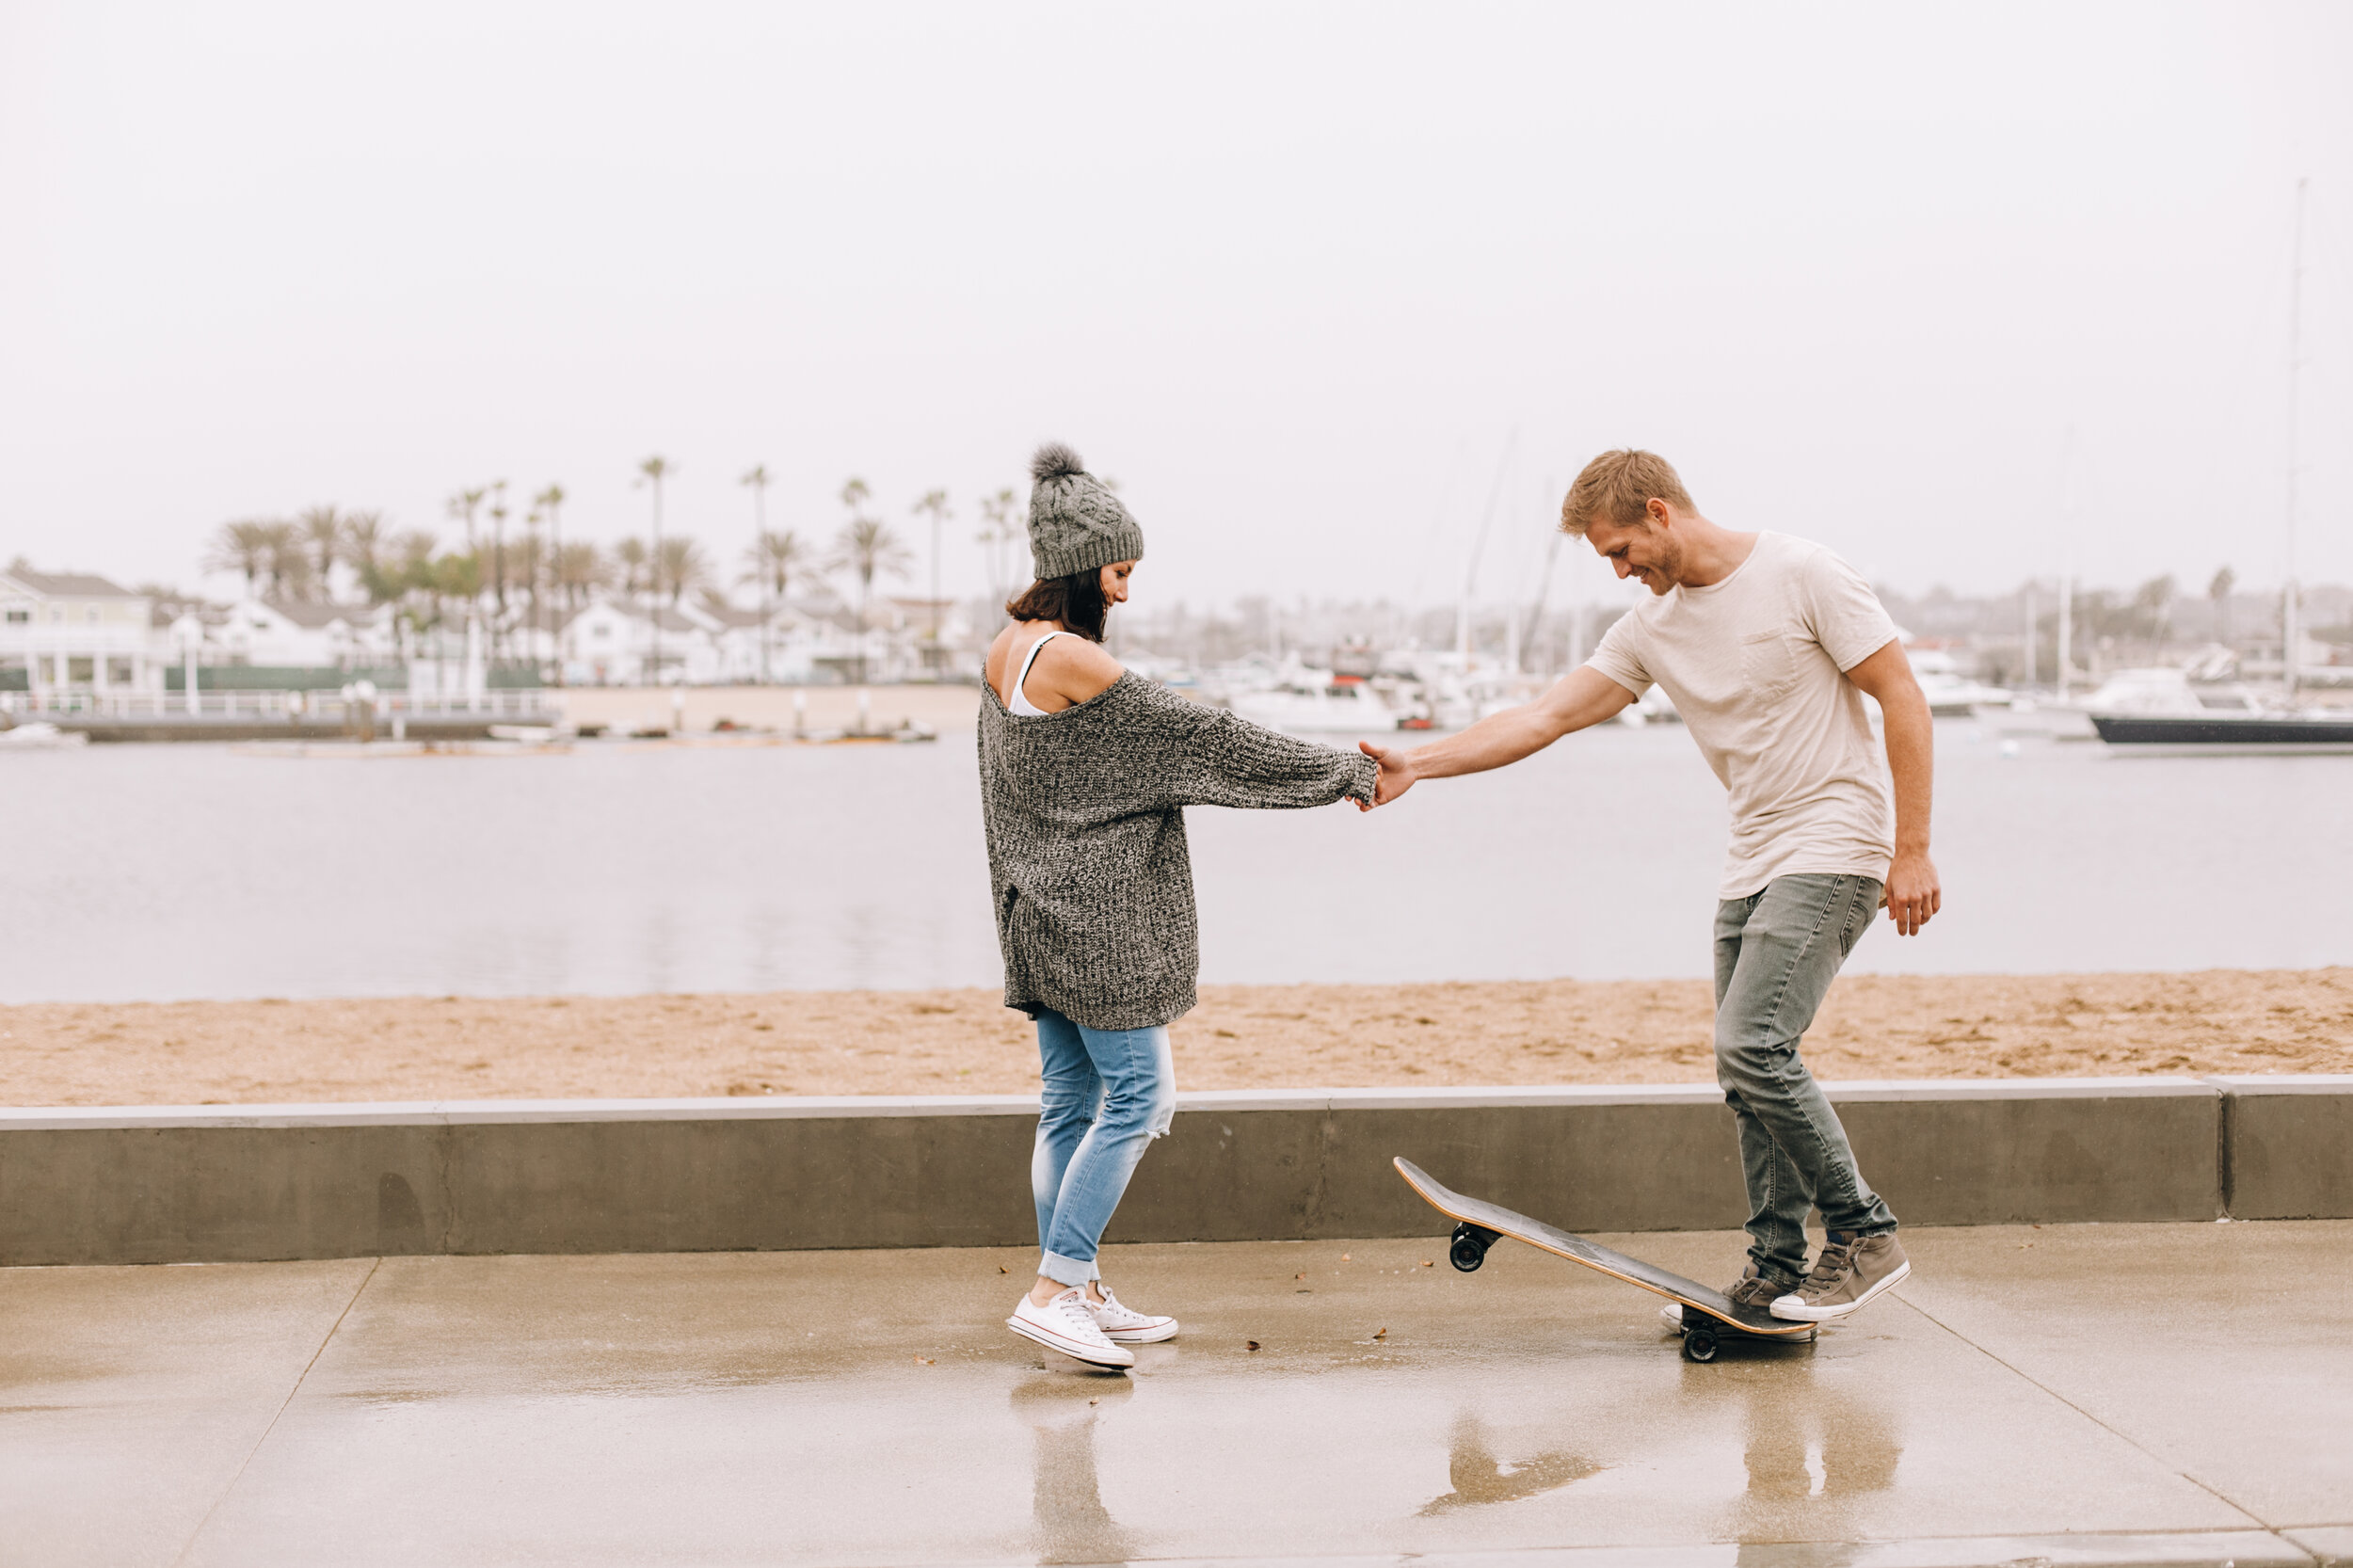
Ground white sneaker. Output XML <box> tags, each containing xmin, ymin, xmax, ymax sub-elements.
<box><xmin>1008</xmin><ymin>1288</ymin><xmax>1135</xmax><ymax>1369</ymax></box>
<box><xmin>1087</xmin><ymin>1286</ymin><xmax>1178</xmax><ymax>1345</ymax></box>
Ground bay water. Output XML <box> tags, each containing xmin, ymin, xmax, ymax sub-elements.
<box><xmin>4</xmin><ymin>723</ymin><xmax>2347</xmax><ymax>1004</ymax></box>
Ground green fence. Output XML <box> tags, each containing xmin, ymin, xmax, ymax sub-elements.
<box><xmin>164</xmin><ymin>665</ymin><xmax>545</xmax><ymax>692</ymax></box>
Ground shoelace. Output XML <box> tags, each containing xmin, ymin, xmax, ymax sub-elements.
<box><xmin>1801</xmin><ymin>1240</ymin><xmax>1859</xmax><ymax>1290</ymax></box>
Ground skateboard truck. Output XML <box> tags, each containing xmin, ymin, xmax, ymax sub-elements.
<box><xmin>1673</xmin><ymin>1315</ymin><xmax>1811</xmax><ymax>1363</ymax></box>
<box><xmin>1449</xmin><ymin>1223</ymin><xmax>1500</xmax><ymax>1272</ymax></box>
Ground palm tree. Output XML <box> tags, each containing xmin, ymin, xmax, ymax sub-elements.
<box><xmin>636</xmin><ymin>456</ymin><xmax>673</xmax><ymax>684</ymax></box>
<box><xmin>912</xmin><ymin>489</ymin><xmax>952</xmax><ymax>672</ymax></box>
<box><xmin>739</xmin><ymin>465</ymin><xmax>774</xmax><ymax>680</ymax></box>
<box><xmin>432</xmin><ymin>552</ymin><xmax>482</xmax><ymax>616</ymax></box>
<box><xmin>555</xmin><ymin>540</ymin><xmax>603</xmax><ymax>614</ymax></box>
<box><xmin>614</xmin><ymin>537</ymin><xmax>649</xmax><ymax>602</ymax></box>
<box><xmin>655</xmin><ymin>536</ymin><xmax>712</xmax><ymax>613</ymax></box>
<box><xmin>445</xmin><ymin>488</ymin><xmax>486</xmax><ymax>550</ymax></box>
<box><xmin>341</xmin><ymin>510</ymin><xmax>400</xmax><ymax>645</ymax></box>
<box><xmin>741</xmin><ymin>529</ymin><xmax>809</xmax><ymax>683</ymax></box>
<box><xmin>387</xmin><ymin>530</ymin><xmax>439</xmax><ymax>659</ymax></box>
<box><xmin>974</xmin><ymin>487</ymin><xmax>1019</xmax><ymax>608</ymax></box>
<box><xmin>296</xmin><ymin>505</ymin><xmax>344</xmax><ymax>600</ymax></box>
<box><xmin>203</xmin><ymin>520</ymin><xmax>281</xmax><ymax>596</ymax></box>
<box><xmin>445</xmin><ymin>487</ymin><xmax>488</xmax><ymax>664</ymax></box>
<box><xmin>341</xmin><ymin>509</ymin><xmax>388</xmax><ymax>580</ymax></box>
<box><xmin>515</xmin><ymin>521</ymin><xmax>546</xmax><ymax>679</ymax></box>
<box><xmin>741</xmin><ymin>464</ymin><xmax>771</xmax><ymax>532</ymax></box>
<box><xmin>536</xmin><ymin>485</ymin><xmax>568</xmax><ymax>683</ymax></box>
<box><xmin>256</xmin><ymin>520</ymin><xmax>301</xmax><ymax>600</ymax></box>
<box><xmin>830</xmin><ymin>510</ymin><xmax>912</xmax><ymax>685</ymax></box>
<box><xmin>487</xmin><ymin>478</ymin><xmax>510</xmax><ymax>660</ymax></box>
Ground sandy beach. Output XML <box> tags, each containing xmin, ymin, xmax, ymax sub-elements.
<box><xmin>3</xmin><ymin>968</ymin><xmax>2345</xmax><ymax>1107</ymax></box>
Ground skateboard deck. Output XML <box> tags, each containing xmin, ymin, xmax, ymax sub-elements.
<box><xmin>1393</xmin><ymin>1157</ymin><xmax>1813</xmax><ymax>1360</ymax></box>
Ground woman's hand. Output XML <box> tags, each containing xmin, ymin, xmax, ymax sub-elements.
<box><xmin>1354</xmin><ymin>740</ymin><xmax>1417</xmax><ymax>809</ymax></box>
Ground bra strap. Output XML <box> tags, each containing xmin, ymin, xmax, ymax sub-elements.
<box><xmin>1009</xmin><ymin>630</ymin><xmax>1066</xmax><ymax>707</ymax></box>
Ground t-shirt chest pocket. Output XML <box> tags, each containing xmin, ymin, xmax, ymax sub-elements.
<box><xmin>1737</xmin><ymin>631</ymin><xmax>1801</xmax><ymax>701</ymax></box>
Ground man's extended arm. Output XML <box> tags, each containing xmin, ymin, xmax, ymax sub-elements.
<box><xmin>1844</xmin><ymin>639</ymin><xmax>1941</xmax><ymax>936</ymax></box>
<box><xmin>1356</xmin><ymin>665</ymin><xmax>1635</xmax><ymax>807</ymax></box>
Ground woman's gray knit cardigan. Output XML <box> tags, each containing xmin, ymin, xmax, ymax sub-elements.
<box><xmin>979</xmin><ymin>671</ymin><xmax>1379</xmax><ymax>1032</ymax></box>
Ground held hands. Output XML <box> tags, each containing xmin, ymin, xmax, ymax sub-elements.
<box><xmin>1353</xmin><ymin>740</ymin><xmax>1417</xmax><ymax>810</ymax></box>
<box><xmin>1883</xmin><ymin>848</ymin><xmax>1942</xmax><ymax>936</ymax></box>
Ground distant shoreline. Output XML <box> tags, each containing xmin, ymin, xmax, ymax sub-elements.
<box><xmin>3</xmin><ymin>968</ymin><xmax>2345</xmax><ymax>1108</ymax></box>
<box><xmin>551</xmin><ymin>682</ymin><xmax>983</xmax><ymax>735</ymax></box>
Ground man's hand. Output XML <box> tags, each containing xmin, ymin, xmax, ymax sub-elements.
<box><xmin>1847</xmin><ymin>640</ymin><xmax>1940</xmax><ymax>937</ymax></box>
<box><xmin>1348</xmin><ymin>668</ymin><xmax>1635</xmax><ymax>813</ymax></box>
<box><xmin>1884</xmin><ymin>848</ymin><xmax>1941</xmax><ymax>936</ymax></box>
<box><xmin>1354</xmin><ymin>740</ymin><xmax>1416</xmax><ymax>809</ymax></box>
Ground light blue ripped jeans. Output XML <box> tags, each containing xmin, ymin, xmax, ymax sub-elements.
<box><xmin>1032</xmin><ymin>1008</ymin><xmax>1176</xmax><ymax>1288</ymax></box>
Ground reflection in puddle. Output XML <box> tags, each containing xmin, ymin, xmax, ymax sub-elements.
<box><xmin>1012</xmin><ymin>1375</ymin><xmax>1138</xmax><ymax>1566</ymax></box>
<box><xmin>1741</xmin><ymin>1390</ymin><xmax>1901</xmax><ymax>1500</ymax></box>
<box><xmin>1420</xmin><ymin>1413</ymin><xmax>1604</xmax><ymax>1516</ymax></box>
<box><xmin>1701</xmin><ymin>1364</ymin><xmax>1903</xmax><ymax>1558</ymax></box>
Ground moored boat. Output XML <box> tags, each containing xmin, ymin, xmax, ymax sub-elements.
<box><xmin>2090</xmin><ymin>711</ymin><xmax>2353</xmax><ymax>746</ymax></box>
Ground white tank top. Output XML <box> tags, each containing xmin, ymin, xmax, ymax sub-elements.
<box><xmin>1004</xmin><ymin>631</ymin><xmax>1068</xmax><ymax>716</ymax></box>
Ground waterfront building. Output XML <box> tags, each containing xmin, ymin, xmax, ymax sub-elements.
<box><xmin>0</xmin><ymin>568</ymin><xmax>158</xmax><ymax>696</ymax></box>
<box><xmin>214</xmin><ymin>596</ymin><xmax>391</xmax><ymax>669</ymax></box>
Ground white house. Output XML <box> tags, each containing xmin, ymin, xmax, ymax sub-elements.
<box><xmin>551</xmin><ymin>600</ymin><xmax>721</xmax><ymax>686</ymax></box>
<box><xmin>212</xmin><ymin>597</ymin><xmax>389</xmax><ymax>668</ymax></box>
<box><xmin>690</xmin><ymin>599</ymin><xmax>859</xmax><ymax>684</ymax></box>
<box><xmin>0</xmin><ymin>568</ymin><xmax>158</xmax><ymax>696</ymax></box>
<box><xmin>882</xmin><ymin>595</ymin><xmax>981</xmax><ymax>680</ymax></box>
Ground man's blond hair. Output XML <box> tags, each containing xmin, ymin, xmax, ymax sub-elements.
<box><xmin>1559</xmin><ymin>449</ymin><xmax>1695</xmax><ymax>537</ymax></box>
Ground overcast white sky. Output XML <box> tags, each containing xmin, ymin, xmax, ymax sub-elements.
<box><xmin>3</xmin><ymin>2</ymin><xmax>2348</xmax><ymax>614</ymax></box>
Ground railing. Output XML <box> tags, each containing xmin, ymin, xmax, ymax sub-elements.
<box><xmin>1</xmin><ymin>689</ymin><xmax>557</xmax><ymax>721</ymax></box>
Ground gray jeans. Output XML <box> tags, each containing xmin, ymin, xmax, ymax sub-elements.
<box><xmin>1713</xmin><ymin>872</ymin><xmax>1899</xmax><ymax>1287</ymax></box>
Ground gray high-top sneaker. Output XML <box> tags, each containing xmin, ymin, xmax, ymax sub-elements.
<box><xmin>1769</xmin><ymin>1231</ymin><xmax>1911</xmax><ymax>1321</ymax></box>
<box><xmin>1659</xmin><ymin>1261</ymin><xmax>1784</xmax><ymax>1330</ymax></box>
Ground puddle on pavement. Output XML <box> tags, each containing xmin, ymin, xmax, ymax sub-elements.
<box><xmin>1420</xmin><ymin>1413</ymin><xmax>1605</xmax><ymax>1514</ymax></box>
<box><xmin>1013</xmin><ymin>1375</ymin><xmax>1142</xmax><ymax>1566</ymax></box>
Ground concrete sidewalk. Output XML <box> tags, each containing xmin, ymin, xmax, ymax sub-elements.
<box><xmin>3</xmin><ymin>1222</ymin><xmax>2346</xmax><ymax>1567</ymax></box>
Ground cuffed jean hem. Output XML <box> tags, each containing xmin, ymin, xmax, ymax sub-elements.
<box><xmin>1038</xmin><ymin>1250</ymin><xmax>1100</xmax><ymax>1288</ymax></box>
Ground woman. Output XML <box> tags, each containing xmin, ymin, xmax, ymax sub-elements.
<box><xmin>982</xmin><ymin>441</ymin><xmax>1377</xmax><ymax>1370</ymax></box>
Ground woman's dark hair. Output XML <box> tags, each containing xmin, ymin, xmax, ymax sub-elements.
<box><xmin>1005</xmin><ymin>570</ymin><xmax>1108</xmax><ymax>642</ymax></box>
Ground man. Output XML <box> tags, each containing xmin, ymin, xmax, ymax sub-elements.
<box><xmin>1362</xmin><ymin>449</ymin><xmax>1938</xmax><ymax>1322</ymax></box>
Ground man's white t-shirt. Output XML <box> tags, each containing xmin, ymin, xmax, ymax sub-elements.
<box><xmin>1586</xmin><ymin>531</ymin><xmax>1899</xmax><ymax>902</ymax></box>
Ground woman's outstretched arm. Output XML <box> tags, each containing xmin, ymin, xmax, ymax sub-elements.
<box><xmin>1128</xmin><ymin>680</ymin><xmax>1378</xmax><ymax>811</ymax></box>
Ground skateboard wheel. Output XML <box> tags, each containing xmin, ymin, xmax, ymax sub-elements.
<box><xmin>1681</xmin><ymin>1329</ymin><xmax>1720</xmax><ymax>1363</ymax></box>
<box><xmin>1448</xmin><ymin>1224</ymin><xmax>1489</xmax><ymax>1272</ymax></box>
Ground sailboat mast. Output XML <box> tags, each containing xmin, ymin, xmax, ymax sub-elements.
<box><xmin>2284</xmin><ymin>178</ymin><xmax>2307</xmax><ymax>704</ymax></box>
<box><xmin>2057</xmin><ymin>426</ymin><xmax>2076</xmax><ymax>702</ymax></box>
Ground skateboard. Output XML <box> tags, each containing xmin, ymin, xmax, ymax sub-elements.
<box><xmin>1393</xmin><ymin>1157</ymin><xmax>1816</xmax><ymax>1363</ymax></box>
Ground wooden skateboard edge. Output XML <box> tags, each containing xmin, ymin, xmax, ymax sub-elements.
<box><xmin>1391</xmin><ymin>1156</ymin><xmax>1815</xmax><ymax>1341</ymax></box>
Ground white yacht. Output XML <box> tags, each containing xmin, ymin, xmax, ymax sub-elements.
<box><xmin>1231</xmin><ymin>677</ymin><xmax>1401</xmax><ymax>735</ymax></box>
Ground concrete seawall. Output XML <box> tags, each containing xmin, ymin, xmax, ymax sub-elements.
<box><xmin>3</xmin><ymin>1076</ymin><xmax>2345</xmax><ymax>1267</ymax></box>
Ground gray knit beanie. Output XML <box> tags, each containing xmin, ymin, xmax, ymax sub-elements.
<box><xmin>1027</xmin><ymin>441</ymin><xmax>1144</xmax><ymax>580</ymax></box>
